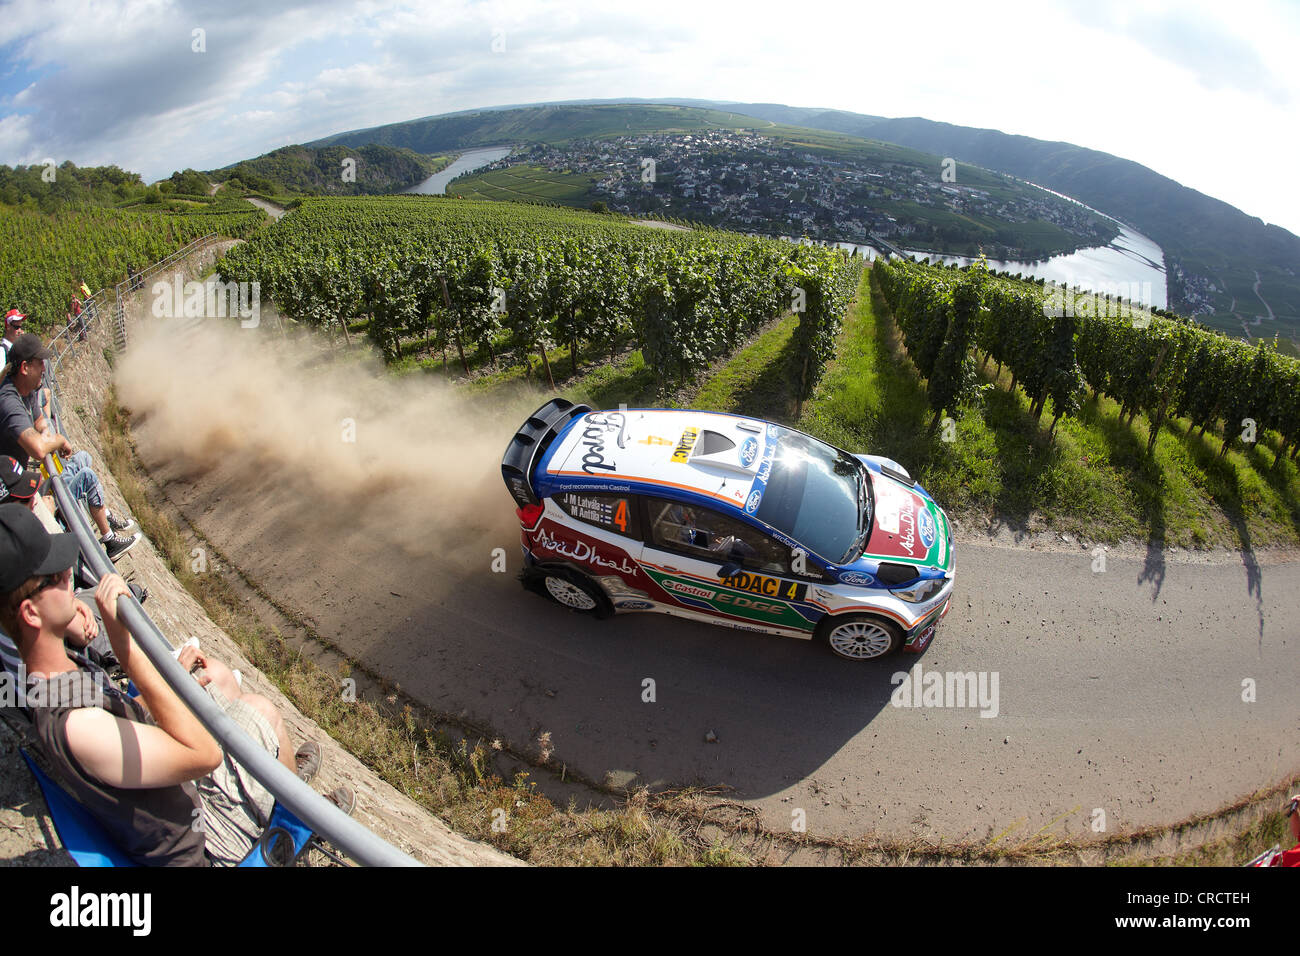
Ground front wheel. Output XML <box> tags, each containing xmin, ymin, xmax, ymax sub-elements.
<box><xmin>817</xmin><ymin>614</ymin><xmax>901</xmax><ymax>661</ymax></box>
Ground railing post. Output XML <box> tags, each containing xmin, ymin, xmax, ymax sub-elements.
<box><xmin>114</xmin><ymin>285</ymin><xmax>128</xmax><ymax>353</ymax></box>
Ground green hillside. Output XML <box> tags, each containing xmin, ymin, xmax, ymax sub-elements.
<box><xmin>208</xmin><ymin>144</ymin><xmax>450</xmax><ymax>197</ymax></box>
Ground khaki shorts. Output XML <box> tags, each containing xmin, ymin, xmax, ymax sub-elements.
<box><xmin>193</xmin><ymin>684</ymin><xmax>279</xmax><ymax>866</ymax></box>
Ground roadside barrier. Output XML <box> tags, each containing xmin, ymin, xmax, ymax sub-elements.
<box><xmin>37</xmin><ymin>239</ymin><xmax>422</xmax><ymax>867</ymax></box>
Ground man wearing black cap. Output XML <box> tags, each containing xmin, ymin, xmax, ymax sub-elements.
<box><xmin>0</xmin><ymin>452</ymin><xmax>43</xmax><ymax>510</ymax></box>
<box><xmin>0</xmin><ymin>508</ymin><xmax>326</xmax><ymax>865</ymax></box>
<box><xmin>0</xmin><ymin>332</ymin><xmax>139</xmax><ymax>561</ymax></box>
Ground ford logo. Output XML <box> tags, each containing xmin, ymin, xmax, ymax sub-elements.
<box><xmin>918</xmin><ymin>510</ymin><xmax>936</xmax><ymax>549</ymax></box>
<box><xmin>766</xmin><ymin>424</ymin><xmax>779</xmax><ymax>440</ymax></box>
<box><xmin>739</xmin><ymin>437</ymin><xmax>759</xmax><ymax>467</ymax></box>
<box><xmin>839</xmin><ymin>571</ymin><xmax>873</xmax><ymax>586</ymax></box>
<box><xmin>617</xmin><ymin>600</ymin><xmax>653</xmax><ymax>610</ymax></box>
<box><xmin>745</xmin><ymin>490</ymin><xmax>762</xmax><ymax>514</ymax></box>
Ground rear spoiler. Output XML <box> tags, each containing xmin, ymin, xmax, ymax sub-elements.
<box><xmin>501</xmin><ymin>398</ymin><xmax>592</xmax><ymax>507</ymax></box>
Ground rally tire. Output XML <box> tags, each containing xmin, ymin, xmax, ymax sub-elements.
<box><xmin>816</xmin><ymin>614</ymin><xmax>902</xmax><ymax>661</ymax></box>
<box><xmin>526</xmin><ymin>566</ymin><xmax>614</xmax><ymax>619</ymax></box>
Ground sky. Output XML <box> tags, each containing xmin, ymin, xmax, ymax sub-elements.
<box><xmin>1</xmin><ymin>0</ymin><xmax>1298</xmax><ymax>236</ymax></box>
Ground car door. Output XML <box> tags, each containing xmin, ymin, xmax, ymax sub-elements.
<box><xmin>638</xmin><ymin>495</ymin><xmax>822</xmax><ymax>634</ymax></box>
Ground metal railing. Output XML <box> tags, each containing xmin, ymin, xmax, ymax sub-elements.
<box><xmin>39</xmin><ymin>241</ymin><xmax>423</xmax><ymax>867</ymax></box>
<box><xmin>50</xmin><ymin>233</ymin><xmax>225</xmax><ymax>372</ymax></box>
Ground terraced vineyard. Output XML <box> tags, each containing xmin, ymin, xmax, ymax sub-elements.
<box><xmin>448</xmin><ymin>164</ymin><xmax>600</xmax><ymax>206</ymax></box>
<box><xmin>216</xmin><ymin>195</ymin><xmax>861</xmax><ymax>395</ymax></box>
<box><xmin>0</xmin><ymin>201</ymin><xmax>266</xmax><ymax>333</ymax></box>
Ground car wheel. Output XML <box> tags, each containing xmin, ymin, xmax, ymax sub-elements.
<box><xmin>818</xmin><ymin>614</ymin><xmax>901</xmax><ymax>661</ymax></box>
<box><xmin>533</xmin><ymin>567</ymin><xmax>612</xmax><ymax>617</ymax></box>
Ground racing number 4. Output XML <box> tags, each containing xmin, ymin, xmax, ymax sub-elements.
<box><xmin>614</xmin><ymin>499</ymin><xmax>629</xmax><ymax>533</ymax></box>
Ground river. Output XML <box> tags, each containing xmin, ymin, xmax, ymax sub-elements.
<box><xmin>836</xmin><ymin>183</ymin><xmax>1168</xmax><ymax>308</ymax></box>
<box><xmin>406</xmin><ymin>146</ymin><xmax>513</xmax><ymax>195</ymax></box>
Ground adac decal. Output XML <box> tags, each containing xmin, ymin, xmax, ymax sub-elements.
<box><xmin>671</xmin><ymin>427</ymin><xmax>699</xmax><ymax>463</ymax></box>
<box><xmin>838</xmin><ymin>570</ymin><xmax>874</xmax><ymax>586</ymax></box>
<box><xmin>725</xmin><ymin>570</ymin><xmax>807</xmax><ymax>603</ymax></box>
<box><xmin>529</xmin><ymin>522</ymin><xmax>639</xmax><ymax>577</ymax></box>
<box><xmin>738</xmin><ymin>436</ymin><xmax>759</xmax><ymax>467</ymax></box>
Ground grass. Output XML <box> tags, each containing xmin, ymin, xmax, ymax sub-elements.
<box><xmin>690</xmin><ymin>314</ymin><xmax>800</xmax><ymax>419</ymax></box>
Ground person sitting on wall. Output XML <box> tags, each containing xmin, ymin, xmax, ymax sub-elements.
<box><xmin>0</xmin><ymin>333</ymin><xmax>140</xmax><ymax>562</ymax></box>
<box><xmin>0</xmin><ymin>507</ymin><xmax>349</xmax><ymax>865</ymax></box>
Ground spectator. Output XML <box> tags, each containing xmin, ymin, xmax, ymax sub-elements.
<box><xmin>1</xmin><ymin>309</ymin><xmax>24</xmax><ymax>369</ymax></box>
<box><xmin>0</xmin><ymin>333</ymin><xmax>140</xmax><ymax>561</ymax></box>
<box><xmin>0</xmin><ymin>507</ymin><xmax>344</xmax><ymax>866</ymax></box>
<box><xmin>69</xmin><ymin>288</ymin><xmax>89</xmax><ymax>343</ymax></box>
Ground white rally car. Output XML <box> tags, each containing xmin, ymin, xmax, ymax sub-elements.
<box><xmin>501</xmin><ymin>399</ymin><xmax>955</xmax><ymax>660</ymax></box>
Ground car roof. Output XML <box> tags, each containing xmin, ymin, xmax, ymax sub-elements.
<box><xmin>539</xmin><ymin>408</ymin><xmax>776</xmax><ymax>511</ymax></box>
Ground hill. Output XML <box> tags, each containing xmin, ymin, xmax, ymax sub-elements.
<box><xmin>207</xmin><ymin>143</ymin><xmax>450</xmax><ymax>197</ymax></box>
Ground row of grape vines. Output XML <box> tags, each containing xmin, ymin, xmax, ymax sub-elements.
<box><xmin>216</xmin><ymin>196</ymin><xmax>862</xmax><ymax>393</ymax></box>
<box><xmin>874</xmin><ymin>257</ymin><xmax>1300</xmax><ymax>458</ymax></box>
<box><xmin>1</xmin><ymin>203</ymin><xmax>266</xmax><ymax>335</ymax></box>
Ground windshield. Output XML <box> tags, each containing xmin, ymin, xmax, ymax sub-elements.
<box><xmin>755</xmin><ymin>427</ymin><xmax>867</xmax><ymax>564</ymax></box>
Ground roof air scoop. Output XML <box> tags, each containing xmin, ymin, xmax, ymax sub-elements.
<box><xmin>689</xmin><ymin>430</ymin><xmax>754</xmax><ymax>475</ymax></box>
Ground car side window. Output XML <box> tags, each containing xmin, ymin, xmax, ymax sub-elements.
<box><xmin>554</xmin><ymin>492</ymin><xmax>640</xmax><ymax>539</ymax></box>
<box><xmin>646</xmin><ymin>497</ymin><xmax>789</xmax><ymax>574</ymax></box>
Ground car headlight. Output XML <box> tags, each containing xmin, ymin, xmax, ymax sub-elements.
<box><xmin>891</xmin><ymin>578</ymin><xmax>946</xmax><ymax>604</ymax></box>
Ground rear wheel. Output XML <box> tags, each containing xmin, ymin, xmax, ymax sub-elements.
<box><xmin>531</xmin><ymin>567</ymin><xmax>612</xmax><ymax>617</ymax></box>
<box><xmin>818</xmin><ymin>614</ymin><xmax>901</xmax><ymax>661</ymax></box>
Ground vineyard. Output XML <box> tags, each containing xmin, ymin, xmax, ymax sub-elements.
<box><xmin>874</xmin><ymin>258</ymin><xmax>1300</xmax><ymax>463</ymax></box>
<box><xmin>0</xmin><ymin>201</ymin><xmax>266</xmax><ymax>334</ymax></box>
<box><xmin>216</xmin><ymin>196</ymin><xmax>862</xmax><ymax>396</ymax></box>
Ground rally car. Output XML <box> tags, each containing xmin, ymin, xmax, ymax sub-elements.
<box><xmin>501</xmin><ymin>399</ymin><xmax>955</xmax><ymax>660</ymax></box>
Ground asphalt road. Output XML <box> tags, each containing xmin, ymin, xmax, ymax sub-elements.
<box><xmin>131</xmin><ymin>419</ymin><xmax>1300</xmax><ymax>845</ymax></box>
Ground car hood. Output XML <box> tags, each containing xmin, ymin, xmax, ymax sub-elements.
<box><xmin>859</xmin><ymin>470</ymin><xmax>951</xmax><ymax>571</ymax></box>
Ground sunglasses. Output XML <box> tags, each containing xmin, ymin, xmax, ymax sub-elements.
<box><xmin>1288</xmin><ymin>798</ymin><xmax>1299</xmax><ymax>818</ymax></box>
<box><xmin>31</xmin><ymin>567</ymin><xmax>71</xmax><ymax>597</ymax></box>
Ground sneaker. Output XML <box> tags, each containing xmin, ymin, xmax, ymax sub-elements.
<box><xmin>106</xmin><ymin>509</ymin><xmax>136</xmax><ymax>533</ymax></box>
<box><xmin>101</xmin><ymin>531</ymin><xmax>141</xmax><ymax>562</ymax></box>
<box><xmin>295</xmin><ymin>741</ymin><xmax>322</xmax><ymax>784</ymax></box>
<box><xmin>327</xmin><ymin>785</ymin><xmax>356</xmax><ymax>817</ymax></box>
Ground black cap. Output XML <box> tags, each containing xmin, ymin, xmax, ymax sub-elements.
<box><xmin>0</xmin><ymin>455</ymin><xmax>41</xmax><ymax>503</ymax></box>
<box><xmin>7</xmin><ymin>333</ymin><xmax>53</xmax><ymax>367</ymax></box>
<box><xmin>0</xmin><ymin>506</ymin><xmax>79</xmax><ymax>592</ymax></box>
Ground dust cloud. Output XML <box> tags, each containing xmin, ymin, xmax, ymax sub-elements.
<box><xmin>115</xmin><ymin>319</ymin><xmax>542</xmax><ymax>562</ymax></box>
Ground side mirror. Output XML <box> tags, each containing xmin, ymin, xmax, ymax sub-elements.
<box><xmin>718</xmin><ymin>562</ymin><xmax>743</xmax><ymax>580</ymax></box>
